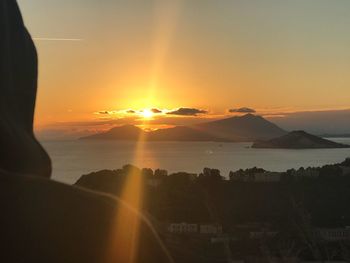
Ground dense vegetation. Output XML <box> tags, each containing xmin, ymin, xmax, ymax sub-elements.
<box><xmin>76</xmin><ymin>159</ymin><xmax>350</xmax><ymax>227</ymax></box>
<box><xmin>75</xmin><ymin>158</ymin><xmax>350</xmax><ymax>261</ymax></box>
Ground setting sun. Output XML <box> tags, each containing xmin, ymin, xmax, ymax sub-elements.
<box><xmin>140</xmin><ymin>109</ymin><xmax>154</xmax><ymax>119</ymax></box>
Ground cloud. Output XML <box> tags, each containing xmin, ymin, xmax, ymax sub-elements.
<box><xmin>167</xmin><ymin>107</ymin><xmax>208</xmax><ymax>116</ymax></box>
<box><xmin>95</xmin><ymin>110</ymin><xmax>119</xmax><ymax>115</ymax></box>
<box><xmin>151</xmin><ymin>108</ymin><xmax>162</xmax><ymax>113</ymax></box>
<box><xmin>229</xmin><ymin>107</ymin><xmax>256</xmax><ymax>113</ymax></box>
<box><xmin>126</xmin><ymin>110</ymin><xmax>136</xmax><ymax>114</ymax></box>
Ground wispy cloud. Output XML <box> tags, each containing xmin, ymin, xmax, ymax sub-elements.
<box><xmin>33</xmin><ymin>37</ymin><xmax>83</xmax><ymax>42</ymax></box>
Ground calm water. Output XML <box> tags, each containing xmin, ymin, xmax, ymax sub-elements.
<box><xmin>41</xmin><ymin>138</ymin><xmax>350</xmax><ymax>184</ymax></box>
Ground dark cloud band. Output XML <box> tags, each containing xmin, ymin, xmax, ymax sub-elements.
<box><xmin>167</xmin><ymin>107</ymin><xmax>208</xmax><ymax>116</ymax></box>
<box><xmin>151</xmin><ymin>108</ymin><xmax>162</xmax><ymax>113</ymax></box>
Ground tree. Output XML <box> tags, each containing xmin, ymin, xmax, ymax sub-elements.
<box><xmin>141</xmin><ymin>168</ymin><xmax>153</xmax><ymax>177</ymax></box>
<box><xmin>154</xmin><ymin>169</ymin><xmax>168</xmax><ymax>178</ymax></box>
<box><xmin>199</xmin><ymin>168</ymin><xmax>223</xmax><ymax>181</ymax></box>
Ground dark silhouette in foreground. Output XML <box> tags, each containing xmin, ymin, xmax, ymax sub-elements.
<box><xmin>0</xmin><ymin>1</ymin><xmax>172</xmax><ymax>262</ymax></box>
<box><xmin>0</xmin><ymin>0</ymin><xmax>51</xmax><ymax>178</ymax></box>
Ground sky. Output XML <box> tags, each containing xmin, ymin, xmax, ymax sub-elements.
<box><xmin>18</xmin><ymin>0</ymin><xmax>350</xmax><ymax>139</ymax></box>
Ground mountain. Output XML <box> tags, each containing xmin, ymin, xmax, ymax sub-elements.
<box><xmin>148</xmin><ymin>126</ymin><xmax>227</xmax><ymax>141</ymax></box>
<box><xmin>80</xmin><ymin>125</ymin><xmax>145</xmax><ymax>140</ymax></box>
<box><xmin>252</xmin><ymin>130</ymin><xmax>350</xmax><ymax>149</ymax></box>
<box><xmin>80</xmin><ymin>125</ymin><xmax>225</xmax><ymax>142</ymax></box>
<box><xmin>80</xmin><ymin>114</ymin><xmax>287</xmax><ymax>142</ymax></box>
<box><xmin>196</xmin><ymin>114</ymin><xmax>287</xmax><ymax>141</ymax></box>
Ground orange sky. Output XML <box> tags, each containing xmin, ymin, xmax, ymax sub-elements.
<box><xmin>17</xmin><ymin>0</ymin><xmax>350</xmax><ymax>138</ymax></box>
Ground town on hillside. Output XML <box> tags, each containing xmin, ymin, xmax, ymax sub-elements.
<box><xmin>75</xmin><ymin>158</ymin><xmax>350</xmax><ymax>263</ymax></box>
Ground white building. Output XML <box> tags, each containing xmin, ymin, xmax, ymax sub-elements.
<box><xmin>167</xmin><ymin>223</ymin><xmax>223</xmax><ymax>235</ymax></box>
<box><xmin>167</xmin><ymin>223</ymin><xmax>198</xmax><ymax>234</ymax></box>
<box><xmin>231</xmin><ymin>172</ymin><xmax>281</xmax><ymax>182</ymax></box>
<box><xmin>313</xmin><ymin>227</ymin><xmax>350</xmax><ymax>241</ymax></box>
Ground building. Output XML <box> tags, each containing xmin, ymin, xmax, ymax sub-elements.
<box><xmin>313</xmin><ymin>227</ymin><xmax>350</xmax><ymax>241</ymax></box>
<box><xmin>249</xmin><ymin>228</ymin><xmax>278</xmax><ymax>239</ymax></box>
<box><xmin>230</xmin><ymin>171</ymin><xmax>282</xmax><ymax>182</ymax></box>
<box><xmin>167</xmin><ymin>223</ymin><xmax>223</xmax><ymax>235</ymax></box>
<box><xmin>200</xmin><ymin>224</ymin><xmax>223</xmax><ymax>235</ymax></box>
<box><xmin>167</xmin><ymin>223</ymin><xmax>198</xmax><ymax>234</ymax></box>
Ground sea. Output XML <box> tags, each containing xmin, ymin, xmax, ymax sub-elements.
<box><xmin>41</xmin><ymin>138</ymin><xmax>350</xmax><ymax>185</ymax></box>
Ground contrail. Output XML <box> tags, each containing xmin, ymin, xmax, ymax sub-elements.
<box><xmin>33</xmin><ymin>37</ymin><xmax>83</xmax><ymax>42</ymax></box>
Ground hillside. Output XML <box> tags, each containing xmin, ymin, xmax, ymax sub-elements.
<box><xmin>252</xmin><ymin>130</ymin><xmax>350</xmax><ymax>149</ymax></box>
<box><xmin>80</xmin><ymin>125</ymin><xmax>145</xmax><ymax>140</ymax></box>
<box><xmin>148</xmin><ymin>126</ymin><xmax>227</xmax><ymax>141</ymax></box>
<box><xmin>196</xmin><ymin>113</ymin><xmax>287</xmax><ymax>141</ymax></box>
<box><xmin>81</xmin><ymin>114</ymin><xmax>287</xmax><ymax>142</ymax></box>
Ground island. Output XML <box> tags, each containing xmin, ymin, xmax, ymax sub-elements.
<box><xmin>80</xmin><ymin>114</ymin><xmax>287</xmax><ymax>142</ymax></box>
<box><xmin>252</xmin><ymin>130</ymin><xmax>350</xmax><ymax>149</ymax></box>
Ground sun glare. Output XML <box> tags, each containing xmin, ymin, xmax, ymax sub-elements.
<box><xmin>140</xmin><ymin>109</ymin><xmax>154</xmax><ymax>119</ymax></box>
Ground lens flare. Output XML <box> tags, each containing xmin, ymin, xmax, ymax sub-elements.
<box><xmin>140</xmin><ymin>109</ymin><xmax>154</xmax><ymax>119</ymax></box>
<box><xmin>105</xmin><ymin>1</ymin><xmax>183</xmax><ymax>261</ymax></box>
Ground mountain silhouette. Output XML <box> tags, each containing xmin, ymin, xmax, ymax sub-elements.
<box><xmin>252</xmin><ymin>130</ymin><xmax>350</xmax><ymax>149</ymax></box>
<box><xmin>81</xmin><ymin>114</ymin><xmax>287</xmax><ymax>142</ymax></box>
<box><xmin>196</xmin><ymin>113</ymin><xmax>286</xmax><ymax>141</ymax></box>
<box><xmin>148</xmin><ymin>126</ymin><xmax>226</xmax><ymax>141</ymax></box>
<box><xmin>81</xmin><ymin>125</ymin><xmax>146</xmax><ymax>140</ymax></box>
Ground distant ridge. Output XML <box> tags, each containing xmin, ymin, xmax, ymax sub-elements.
<box><xmin>148</xmin><ymin>126</ymin><xmax>226</xmax><ymax>142</ymax></box>
<box><xmin>80</xmin><ymin>114</ymin><xmax>287</xmax><ymax>142</ymax></box>
<box><xmin>80</xmin><ymin>125</ymin><xmax>145</xmax><ymax>140</ymax></box>
<box><xmin>196</xmin><ymin>113</ymin><xmax>286</xmax><ymax>141</ymax></box>
<box><xmin>252</xmin><ymin>130</ymin><xmax>350</xmax><ymax>149</ymax></box>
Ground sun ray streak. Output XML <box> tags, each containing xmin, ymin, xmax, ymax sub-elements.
<box><xmin>148</xmin><ymin>0</ymin><xmax>183</xmax><ymax>100</ymax></box>
<box><xmin>105</xmin><ymin>2</ymin><xmax>183</xmax><ymax>261</ymax></box>
<box><xmin>106</xmin><ymin>120</ymin><xmax>162</xmax><ymax>262</ymax></box>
